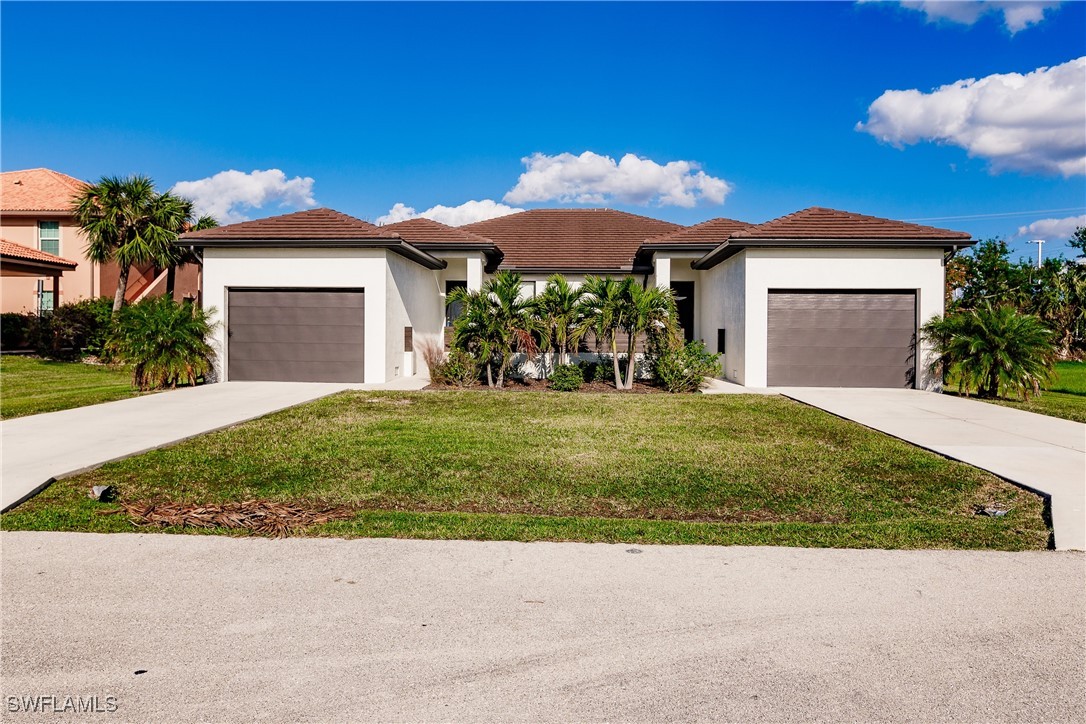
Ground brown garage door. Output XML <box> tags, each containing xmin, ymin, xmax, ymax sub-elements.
<box><xmin>228</xmin><ymin>289</ymin><xmax>364</xmax><ymax>383</ymax></box>
<box><xmin>767</xmin><ymin>290</ymin><xmax>916</xmax><ymax>388</ymax></box>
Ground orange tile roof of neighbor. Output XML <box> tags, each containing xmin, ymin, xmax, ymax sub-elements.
<box><xmin>731</xmin><ymin>207</ymin><xmax>972</xmax><ymax>240</ymax></box>
<box><xmin>181</xmin><ymin>208</ymin><xmax>394</xmax><ymax>240</ymax></box>
<box><xmin>0</xmin><ymin>168</ymin><xmax>88</xmax><ymax>214</ymax></box>
<box><xmin>462</xmin><ymin>208</ymin><xmax>682</xmax><ymax>270</ymax></box>
<box><xmin>0</xmin><ymin>238</ymin><xmax>78</xmax><ymax>269</ymax></box>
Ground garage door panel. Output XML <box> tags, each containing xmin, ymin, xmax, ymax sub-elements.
<box><xmin>227</xmin><ymin>323</ymin><xmax>364</xmax><ymax>345</ymax></box>
<box><xmin>228</xmin><ymin>289</ymin><xmax>364</xmax><ymax>383</ymax></box>
<box><xmin>229</xmin><ymin>290</ymin><xmax>365</xmax><ymax>310</ymax></box>
<box><xmin>767</xmin><ymin>291</ymin><xmax>916</xmax><ymax>388</ymax></box>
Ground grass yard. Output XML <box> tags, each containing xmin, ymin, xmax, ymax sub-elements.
<box><xmin>1</xmin><ymin>391</ymin><xmax>1048</xmax><ymax>550</ymax></box>
<box><xmin>947</xmin><ymin>361</ymin><xmax>1086</xmax><ymax>423</ymax></box>
<box><xmin>0</xmin><ymin>355</ymin><xmax>139</xmax><ymax>419</ymax></box>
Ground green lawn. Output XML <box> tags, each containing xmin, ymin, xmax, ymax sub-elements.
<box><xmin>1</xmin><ymin>391</ymin><xmax>1048</xmax><ymax>550</ymax></box>
<box><xmin>0</xmin><ymin>355</ymin><xmax>140</xmax><ymax>419</ymax></box>
<box><xmin>947</xmin><ymin>361</ymin><xmax>1086</xmax><ymax>423</ymax></box>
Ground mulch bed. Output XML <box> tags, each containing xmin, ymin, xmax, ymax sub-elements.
<box><xmin>112</xmin><ymin>500</ymin><xmax>356</xmax><ymax>537</ymax></box>
<box><xmin>425</xmin><ymin>377</ymin><xmax>667</xmax><ymax>394</ymax></box>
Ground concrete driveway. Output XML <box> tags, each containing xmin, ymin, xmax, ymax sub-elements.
<box><xmin>1</xmin><ymin>532</ymin><xmax>1082</xmax><ymax>722</ymax></box>
<box><xmin>0</xmin><ymin>381</ymin><xmax>355</xmax><ymax>511</ymax></box>
<box><xmin>779</xmin><ymin>388</ymin><xmax>1086</xmax><ymax>551</ymax></box>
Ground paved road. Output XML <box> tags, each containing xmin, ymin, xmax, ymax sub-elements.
<box><xmin>2</xmin><ymin>532</ymin><xmax>1082</xmax><ymax>722</ymax></box>
<box><xmin>0</xmin><ymin>380</ymin><xmax>417</xmax><ymax>511</ymax></box>
<box><xmin>780</xmin><ymin>388</ymin><xmax>1086</xmax><ymax>551</ymax></box>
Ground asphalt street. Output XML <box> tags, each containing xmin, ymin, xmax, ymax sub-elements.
<box><xmin>2</xmin><ymin>532</ymin><xmax>1083</xmax><ymax>722</ymax></box>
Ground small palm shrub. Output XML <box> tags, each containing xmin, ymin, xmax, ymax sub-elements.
<box><xmin>549</xmin><ymin>363</ymin><xmax>584</xmax><ymax>391</ymax></box>
<box><xmin>431</xmin><ymin>348</ymin><xmax>479</xmax><ymax>388</ymax></box>
<box><xmin>1</xmin><ymin>312</ymin><xmax>32</xmax><ymax>349</ymax></box>
<box><xmin>922</xmin><ymin>304</ymin><xmax>1056</xmax><ymax>399</ymax></box>
<box><xmin>106</xmin><ymin>296</ymin><xmax>216</xmax><ymax>391</ymax></box>
<box><xmin>654</xmin><ymin>340</ymin><xmax>722</xmax><ymax>393</ymax></box>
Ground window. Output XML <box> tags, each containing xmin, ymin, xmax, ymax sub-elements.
<box><xmin>37</xmin><ymin>280</ymin><xmax>54</xmax><ymax>316</ymax></box>
<box><xmin>38</xmin><ymin>221</ymin><xmax>60</xmax><ymax>256</ymax></box>
<box><xmin>445</xmin><ymin>281</ymin><xmax>467</xmax><ymax>327</ymax></box>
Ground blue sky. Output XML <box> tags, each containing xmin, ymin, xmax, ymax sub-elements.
<box><xmin>3</xmin><ymin>1</ymin><xmax>1084</xmax><ymax>259</ymax></box>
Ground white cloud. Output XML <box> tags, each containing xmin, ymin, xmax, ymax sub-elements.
<box><xmin>857</xmin><ymin>57</ymin><xmax>1086</xmax><ymax>177</ymax></box>
<box><xmin>873</xmin><ymin>1</ymin><xmax>1061</xmax><ymax>33</ymax></box>
<box><xmin>502</xmin><ymin>151</ymin><xmax>732</xmax><ymax>208</ymax></box>
<box><xmin>1017</xmin><ymin>214</ymin><xmax>1086</xmax><ymax>240</ymax></box>
<box><xmin>376</xmin><ymin>199</ymin><xmax>524</xmax><ymax>226</ymax></box>
<box><xmin>171</xmin><ymin>169</ymin><xmax>317</xmax><ymax>224</ymax></box>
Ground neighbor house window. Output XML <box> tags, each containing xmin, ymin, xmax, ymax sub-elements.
<box><xmin>38</xmin><ymin>221</ymin><xmax>60</xmax><ymax>256</ymax></box>
<box><xmin>37</xmin><ymin>280</ymin><xmax>54</xmax><ymax>316</ymax></box>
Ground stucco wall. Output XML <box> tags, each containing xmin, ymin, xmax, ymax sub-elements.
<box><xmin>0</xmin><ymin>215</ymin><xmax>101</xmax><ymax>312</ymax></box>
<box><xmin>699</xmin><ymin>254</ymin><xmax>747</xmax><ymax>383</ymax></box>
<box><xmin>741</xmin><ymin>247</ymin><xmax>946</xmax><ymax>389</ymax></box>
<box><xmin>201</xmin><ymin>247</ymin><xmax>398</xmax><ymax>383</ymax></box>
<box><xmin>385</xmin><ymin>251</ymin><xmax>444</xmax><ymax>378</ymax></box>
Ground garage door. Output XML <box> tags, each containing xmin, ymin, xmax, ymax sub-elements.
<box><xmin>767</xmin><ymin>291</ymin><xmax>916</xmax><ymax>388</ymax></box>
<box><xmin>227</xmin><ymin>289</ymin><xmax>364</xmax><ymax>382</ymax></box>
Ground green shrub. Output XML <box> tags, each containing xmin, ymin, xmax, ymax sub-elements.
<box><xmin>581</xmin><ymin>357</ymin><xmax>618</xmax><ymax>383</ymax></box>
<box><xmin>549</xmin><ymin>363</ymin><xmax>584</xmax><ymax>391</ymax></box>
<box><xmin>431</xmin><ymin>348</ymin><xmax>479</xmax><ymax>388</ymax></box>
<box><xmin>106</xmin><ymin>296</ymin><xmax>216</xmax><ymax>391</ymax></box>
<box><xmin>1</xmin><ymin>313</ymin><xmax>33</xmax><ymax>349</ymax></box>
<box><xmin>922</xmin><ymin>303</ymin><xmax>1056</xmax><ymax>399</ymax></box>
<box><xmin>654</xmin><ymin>340</ymin><xmax>722</xmax><ymax>393</ymax></box>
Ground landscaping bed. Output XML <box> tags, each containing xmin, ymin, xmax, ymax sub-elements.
<box><xmin>426</xmin><ymin>376</ymin><xmax>667</xmax><ymax>394</ymax></box>
<box><xmin>1</xmin><ymin>391</ymin><xmax>1049</xmax><ymax>550</ymax></box>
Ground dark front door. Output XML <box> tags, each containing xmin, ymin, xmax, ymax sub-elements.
<box><xmin>767</xmin><ymin>290</ymin><xmax>916</xmax><ymax>387</ymax></box>
<box><xmin>671</xmin><ymin>281</ymin><xmax>695</xmax><ymax>342</ymax></box>
<box><xmin>227</xmin><ymin>288</ymin><xmax>365</xmax><ymax>383</ymax></box>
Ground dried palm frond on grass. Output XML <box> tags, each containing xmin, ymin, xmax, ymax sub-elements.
<box><xmin>113</xmin><ymin>500</ymin><xmax>355</xmax><ymax>537</ymax></box>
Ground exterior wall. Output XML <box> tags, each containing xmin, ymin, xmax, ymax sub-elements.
<box><xmin>201</xmin><ymin>247</ymin><xmax>402</xmax><ymax>384</ymax></box>
<box><xmin>699</xmin><ymin>253</ymin><xmax>747</xmax><ymax>383</ymax></box>
<box><xmin>740</xmin><ymin>247</ymin><xmax>946</xmax><ymax>389</ymax></box>
<box><xmin>0</xmin><ymin>215</ymin><xmax>100</xmax><ymax>312</ymax></box>
<box><xmin>385</xmin><ymin>252</ymin><xmax>444</xmax><ymax>378</ymax></box>
<box><xmin>1</xmin><ymin>214</ymin><xmax>200</xmax><ymax>313</ymax></box>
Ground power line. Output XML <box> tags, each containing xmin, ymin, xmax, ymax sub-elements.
<box><xmin>903</xmin><ymin>207</ymin><xmax>1086</xmax><ymax>222</ymax></box>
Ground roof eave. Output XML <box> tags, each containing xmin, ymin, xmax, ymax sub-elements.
<box><xmin>692</xmin><ymin>237</ymin><xmax>976</xmax><ymax>270</ymax></box>
<box><xmin>177</xmin><ymin>237</ymin><xmax>448</xmax><ymax>270</ymax></box>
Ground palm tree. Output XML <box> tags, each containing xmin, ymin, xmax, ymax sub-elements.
<box><xmin>619</xmin><ymin>283</ymin><xmax>679</xmax><ymax>390</ymax></box>
<box><xmin>922</xmin><ymin>303</ymin><xmax>1056</xmax><ymax>399</ymax></box>
<box><xmin>71</xmin><ymin>175</ymin><xmax>194</xmax><ymax>315</ymax></box>
<box><xmin>535</xmin><ymin>274</ymin><xmax>586</xmax><ymax>368</ymax></box>
<box><xmin>167</xmin><ymin>214</ymin><xmax>218</xmax><ymax>299</ymax></box>
<box><xmin>449</xmin><ymin>271</ymin><xmax>540</xmax><ymax>388</ymax></box>
<box><xmin>579</xmin><ymin>276</ymin><xmax>628</xmax><ymax>389</ymax></box>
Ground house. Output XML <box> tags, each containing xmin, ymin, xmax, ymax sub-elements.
<box><xmin>0</xmin><ymin>168</ymin><xmax>200</xmax><ymax>313</ymax></box>
<box><xmin>0</xmin><ymin>239</ymin><xmax>79</xmax><ymax>311</ymax></box>
<box><xmin>182</xmin><ymin>205</ymin><xmax>974</xmax><ymax>388</ymax></box>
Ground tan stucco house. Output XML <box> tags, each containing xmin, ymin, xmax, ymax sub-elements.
<box><xmin>0</xmin><ymin>168</ymin><xmax>199</xmax><ymax>313</ymax></box>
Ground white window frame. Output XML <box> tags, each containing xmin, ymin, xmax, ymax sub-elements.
<box><xmin>38</xmin><ymin>221</ymin><xmax>60</xmax><ymax>256</ymax></box>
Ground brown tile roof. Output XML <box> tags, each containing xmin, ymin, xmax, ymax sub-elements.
<box><xmin>645</xmin><ymin>217</ymin><xmax>751</xmax><ymax>245</ymax></box>
<box><xmin>1</xmin><ymin>168</ymin><xmax>88</xmax><ymax>214</ymax></box>
<box><xmin>380</xmin><ymin>217</ymin><xmax>494</xmax><ymax>247</ymax></box>
<box><xmin>181</xmin><ymin>208</ymin><xmax>394</xmax><ymax>240</ymax></box>
<box><xmin>0</xmin><ymin>238</ymin><xmax>78</xmax><ymax>269</ymax></box>
<box><xmin>731</xmin><ymin>207</ymin><xmax>972</xmax><ymax>240</ymax></box>
<box><xmin>461</xmin><ymin>208</ymin><xmax>682</xmax><ymax>271</ymax></box>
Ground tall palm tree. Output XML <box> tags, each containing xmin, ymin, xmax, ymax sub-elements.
<box><xmin>449</xmin><ymin>271</ymin><xmax>540</xmax><ymax>388</ymax></box>
<box><xmin>619</xmin><ymin>283</ymin><xmax>679</xmax><ymax>390</ymax></box>
<box><xmin>579</xmin><ymin>276</ymin><xmax>628</xmax><ymax>389</ymax></box>
<box><xmin>922</xmin><ymin>303</ymin><xmax>1056</xmax><ymax>399</ymax></box>
<box><xmin>71</xmin><ymin>175</ymin><xmax>194</xmax><ymax>315</ymax></box>
<box><xmin>536</xmin><ymin>274</ymin><xmax>586</xmax><ymax>368</ymax></box>
<box><xmin>167</xmin><ymin>214</ymin><xmax>218</xmax><ymax>299</ymax></box>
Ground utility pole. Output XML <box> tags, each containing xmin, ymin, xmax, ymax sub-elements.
<box><xmin>1029</xmin><ymin>239</ymin><xmax>1045</xmax><ymax>268</ymax></box>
